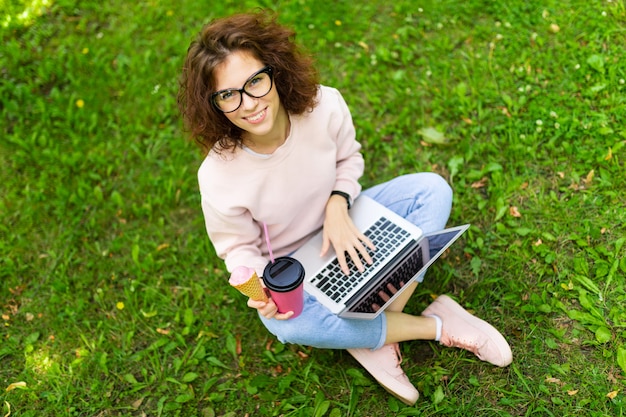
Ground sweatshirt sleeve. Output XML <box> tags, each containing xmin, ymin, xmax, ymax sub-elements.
<box><xmin>200</xmin><ymin>196</ymin><xmax>269</xmax><ymax>276</ymax></box>
<box><xmin>326</xmin><ymin>87</ymin><xmax>364</xmax><ymax>200</ymax></box>
<box><xmin>198</xmin><ymin>157</ymin><xmax>271</xmax><ymax>276</ymax></box>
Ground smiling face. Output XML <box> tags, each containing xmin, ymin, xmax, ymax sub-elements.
<box><xmin>213</xmin><ymin>51</ymin><xmax>289</xmax><ymax>153</ymax></box>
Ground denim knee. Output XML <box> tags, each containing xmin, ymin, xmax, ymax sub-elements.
<box><xmin>423</xmin><ymin>172</ymin><xmax>453</xmax><ymax>209</ymax></box>
<box><xmin>363</xmin><ymin>172</ymin><xmax>453</xmax><ymax>233</ymax></box>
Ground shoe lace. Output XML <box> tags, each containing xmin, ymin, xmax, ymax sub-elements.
<box><xmin>444</xmin><ymin>333</ymin><xmax>480</xmax><ymax>355</ymax></box>
<box><xmin>391</xmin><ymin>343</ymin><xmax>403</xmax><ymax>368</ymax></box>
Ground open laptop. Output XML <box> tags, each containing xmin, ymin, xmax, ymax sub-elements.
<box><xmin>291</xmin><ymin>195</ymin><xmax>469</xmax><ymax>319</ymax></box>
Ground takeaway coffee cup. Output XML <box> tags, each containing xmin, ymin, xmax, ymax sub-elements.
<box><xmin>263</xmin><ymin>256</ymin><xmax>305</xmax><ymax>318</ymax></box>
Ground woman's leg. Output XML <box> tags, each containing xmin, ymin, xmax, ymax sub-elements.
<box><xmin>384</xmin><ymin>312</ymin><xmax>437</xmax><ymax>342</ymax></box>
<box><xmin>362</xmin><ymin>172</ymin><xmax>452</xmax><ymax>234</ymax></box>
<box><xmin>383</xmin><ymin>296</ymin><xmax>512</xmax><ymax>367</ymax></box>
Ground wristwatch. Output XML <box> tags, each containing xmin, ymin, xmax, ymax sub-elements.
<box><xmin>330</xmin><ymin>190</ymin><xmax>352</xmax><ymax>209</ymax></box>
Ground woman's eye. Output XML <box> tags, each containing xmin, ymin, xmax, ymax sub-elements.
<box><xmin>249</xmin><ymin>77</ymin><xmax>261</xmax><ymax>87</ymax></box>
<box><xmin>219</xmin><ymin>91</ymin><xmax>235</xmax><ymax>101</ymax></box>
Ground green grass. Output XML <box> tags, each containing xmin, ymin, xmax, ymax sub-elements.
<box><xmin>1</xmin><ymin>0</ymin><xmax>625</xmax><ymax>415</ymax></box>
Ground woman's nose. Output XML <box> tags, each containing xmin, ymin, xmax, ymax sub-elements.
<box><xmin>240</xmin><ymin>92</ymin><xmax>259</xmax><ymax>110</ymax></box>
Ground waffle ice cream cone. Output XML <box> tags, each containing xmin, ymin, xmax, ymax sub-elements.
<box><xmin>229</xmin><ymin>266</ymin><xmax>269</xmax><ymax>302</ymax></box>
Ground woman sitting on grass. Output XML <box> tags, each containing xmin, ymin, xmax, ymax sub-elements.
<box><xmin>178</xmin><ymin>11</ymin><xmax>512</xmax><ymax>405</ymax></box>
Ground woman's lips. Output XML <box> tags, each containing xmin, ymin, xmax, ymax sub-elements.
<box><xmin>244</xmin><ymin>107</ymin><xmax>267</xmax><ymax>124</ymax></box>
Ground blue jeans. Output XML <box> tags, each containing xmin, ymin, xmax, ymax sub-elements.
<box><xmin>259</xmin><ymin>173</ymin><xmax>453</xmax><ymax>349</ymax></box>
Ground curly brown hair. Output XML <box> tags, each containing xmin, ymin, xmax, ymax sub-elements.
<box><xmin>178</xmin><ymin>11</ymin><xmax>319</xmax><ymax>154</ymax></box>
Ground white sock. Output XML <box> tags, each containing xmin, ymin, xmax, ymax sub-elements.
<box><xmin>425</xmin><ymin>314</ymin><xmax>443</xmax><ymax>341</ymax></box>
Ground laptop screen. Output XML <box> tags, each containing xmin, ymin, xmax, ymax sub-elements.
<box><xmin>426</xmin><ymin>229</ymin><xmax>465</xmax><ymax>259</ymax></box>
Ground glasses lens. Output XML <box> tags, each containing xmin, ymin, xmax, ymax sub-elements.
<box><xmin>214</xmin><ymin>90</ymin><xmax>242</xmax><ymax>113</ymax></box>
<box><xmin>213</xmin><ymin>68</ymin><xmax>273</xmax><ymax>113</ymax></box>
<box><xmin>243</xmin><ymin>71</ymin><xmax>272</xmax><ymax>98</ymax></box>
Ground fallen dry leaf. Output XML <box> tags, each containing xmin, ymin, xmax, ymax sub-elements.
<box><xmin>567</xmin><ymin>390</ymin><xmax>579</xmax><ymax>396</ymax></box>
<box><xmin>8</xmin><ymin>286</ymin><xmax>25</xmax><ymax>296</ymax></box>
<box><xmin>509</xmin><ymin>206</ymin><xmax>522</xmax><ymax>217</ymax></box>
<box><xmin>471</xmin><ymin>178</ymin><xmax>488</xmax><ymax>188</ymax></box>
<box><xmin>6</xmin><ymin>302</ymin><xmax>18</xmax><ymax>316</ymax></box>
<box><xmin>236</xmin><ymin>335</ymin><xmax>242</xmax><ymax>355</ymax></box>
<box><xmin>25</xmin><ymin>313</ymin><xmax>34</xmax><ymax>322</ymax></box>
<box><xmin>607</xmin><ymin>390</ymin><xmax>619</xmax><ymax>399</ymax></box>
<box><xmin>156</xmin><ymin>328</ymin><xmax>170</xmax><ymax>335</ymax></box>
<box><xmin>545</xmin><ymin>377</ymin><xmax>562</xmax><ymax>385</ymax></box>
<box><xmin>534</xmin><ymin>239</ymin><xmax>543</xmax><ymax>246</ymax></box>
<box><xmin>5</xmin><ymin>382</ymin><xmax>26</xmax><ymax>392</ymax></box>
<box><xmin>584</xmin><ymin>169</ymin><xmax>595</xmax><ymax>185</ymax></box>
<box><xmin>605</xmin><ymin>147</ymin><xmax>613</xmax><ymax>160</ymax></box>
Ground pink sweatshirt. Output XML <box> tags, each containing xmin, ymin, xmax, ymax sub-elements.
<box><xmin>198</xmin><ymin>86</ymin><xmax>364</xmax><ymax>275</ymax></box>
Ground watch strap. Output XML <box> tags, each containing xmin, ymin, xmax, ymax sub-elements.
<box><xmin>330</xmin><ymin>190</ymin><xmax>352</xmax><ymax>209</ymax></box>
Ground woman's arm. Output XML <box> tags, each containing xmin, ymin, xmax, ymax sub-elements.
<box><xmin>319</xmin><ymin>88</ymin><xmax>374</xmax><ymax>274</ymax></box>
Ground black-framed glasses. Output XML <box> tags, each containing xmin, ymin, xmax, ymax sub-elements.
<box><xmin>211</xmin><ymin>66</ymin><xmax>274</xmax><ymax>113</ymax></box>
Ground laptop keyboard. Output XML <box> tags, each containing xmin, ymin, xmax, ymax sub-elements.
<box><xmin>309</xmin><ymin>216</ymin><xmax>411</xmax><ymax>302</ymax></box>
<box><xmin>347</xmin><ymin>245</ymin><xmax>423</xmax><ymax>314</ymax></box>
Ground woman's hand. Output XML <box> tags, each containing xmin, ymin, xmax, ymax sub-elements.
<box><xmin>320</xmin><ymin>194</ymin><xmax>375</xmax><ymax>275</ymax></box>
<box><xmin>248</xmin><ymin>298</ymin><xmax>294</xmax><ymax>320</ymax></box>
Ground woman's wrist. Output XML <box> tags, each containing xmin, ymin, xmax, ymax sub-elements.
<box><xmin>330</xmin><ymin>190</ymin><xmax>352</xmax><ymax>209</ymax></box>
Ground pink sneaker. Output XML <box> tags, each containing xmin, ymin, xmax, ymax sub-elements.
<box><xmin>422</xmin><ymin>295</ymin><xmax>512</xmax><ymax>367</ymax></box>
<box><xmin>347</xmin><ymin>343</ymin><xmax>419</xmax><ymax>405</ymax></box>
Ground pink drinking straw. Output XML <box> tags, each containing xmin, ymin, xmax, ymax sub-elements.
<box><xmin>263</xmin><ymin>222</ymin><xmax>275</xmax><ymax>263</ymax></box>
